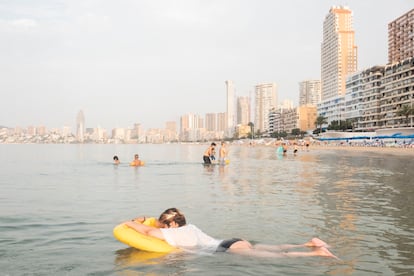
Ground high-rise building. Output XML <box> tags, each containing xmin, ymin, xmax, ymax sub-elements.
<box><xmin>388</xmin><ymin>8</ymin><xmax>414</xmax><ymax>64</ymax></box>
<box><xmin>131</xmin><ymin>123</ymin><xmax>142</xmax><ymax>139</ymax></box>
<box><xmin>254</xmin><ymin>83</ymin><xmax>277</xmax><ymax>133</ymax></box>
<box><xmin>321</xmin><ymin>6</ymin><xmax>358</xmax><ymax>101</ymax></box>
<box><xmin>76</xmin><ymin>110</ymin><xmax>85</xmax><ymax>142</ymax></box>
<box><xmin>205</xmin><ymin>113</ymin><xmax>217</xmax><ymax>131</ymax></box>
<box><xmin>217</xmin><ymin>112</ymin><xmax>226</xmax><ymax>132</ymax></box>
<box><xmin>225</xmin><ymin>80</ymin><xmax>235</xmax><ymax>135</ymax></box>
<box><xmin>237</xmin><ymin>96</ymin><xmax>250</xmax><ymax>125</ymax></box>
<box><xmin>299</xmin><ymin>80</ymin><xmax>321</xmax><ymax>106</ymax></box>
<box><xmin>165</xmin><ymin>121</ymin><xmax>176</xmax><ymax>133</ymax></box>
<box><xmin>179</xmin><ymin>113</ymin><xmax>204</xmax><ymax>141</ymax></box>
<box><xmin>345</xmin><ymin>66</ymin><xmax>384</xmax><ymax>131</ymax></box>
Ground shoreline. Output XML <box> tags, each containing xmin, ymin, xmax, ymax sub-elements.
<box><xmin>234</xmin><ymin>140</ymin><xmax>414</xmax><ymax>157</ymax></box>
<box><xmin>301</xmin><ymin>144</ymin><xmax>414</xmax><ymax>156</ymax></box>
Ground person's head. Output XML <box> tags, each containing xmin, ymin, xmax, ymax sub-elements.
<box><xmin>113</xmin><ymin>155</ymin><xmax>119</xmax><ymax>161</ymax></box>
<box><xmin>158</xmin><ymin>207</ymin><xmax>186</xmax><ymax>227</ymax></box>
<box><xmin>211</xmin><ymin>142</ymin><xmax>216</xmax><ymax>147</ymax></box>
<box><xmin>134</xmin><ymin>154</ymin><xmax>139</xmax><ymax>159</ymax></box>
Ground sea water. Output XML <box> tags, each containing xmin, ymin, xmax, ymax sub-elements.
<box><xmin>0</xmin><ymin>144</ymin><xmax>413</xmax><ymax>275</ymax></box>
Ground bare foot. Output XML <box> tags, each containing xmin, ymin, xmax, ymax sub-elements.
<box><xmin>305</xmin><ymin>238</ymin><xmax>330</xmax><ymax>248</ymax></box>
<box><xmin>314</xmin><ymin>247</ymin><xmax>339</xmax><ymax>259</ymax></box>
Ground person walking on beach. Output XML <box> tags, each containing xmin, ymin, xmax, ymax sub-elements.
<box><xmin>203</xmin><ymin>143</ymin><xmax>216</xmax><ymax>164</ymax></box>
<box><xmin>123</xmin><ymin>207</ymin><xmax>337</xmax><ymax>258</ymax></box>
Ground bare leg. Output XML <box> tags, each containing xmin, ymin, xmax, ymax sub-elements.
<box><xmin>253</xmin><ymin>238</ymin><xmax>329</xmax><ymax>251</ymax></box>
<box><xmin>282</xmin><ymin>247</ymin><xmax>338</xmax><ymax>259</ymax></box>
<box><xmin>228</xmin><ymin>247</ymin><xmax>338</xmax><ymax>259</ymax></box>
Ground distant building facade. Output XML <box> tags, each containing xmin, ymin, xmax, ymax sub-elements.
<box><xmin>320</xmin><ymin>6</ymin><xmax>358</xmax><ymax>124</ymax></box>
<box><xmin>345</xmin><ymin>66</ymin><xmax>385</xmax><ymax>131</ymax></box>
<box><xmin>254</xmin><ymin>83</ymin><xmax>277</xmax><ymax>134</ymax></box>
<box><xmin>237</xmin><ymin>96</ymin><xmax>250</xmax><ymax>125</ymax></box>
<box><xmin>76</xmin><ymin>110</ymin><xmax>85</xmax><ymax>142</ymax></box>
<box><xmin>298</xmin><ymin>105</ymin><xmax>317</xmax><ymax>132</ymax></box>
<box><xmin>388</xmin><ymin>8</ymin><xmax>414</xmax><ymax>64</ymax></box>
<box><xmin>379</xmin><ymin>57</ymin><xmax>414</xmax><ymax>128</ymax></box>
<box><xmin>225</xmin><ymin>80</ymin><xmax>235</xmax><ymax>137</ymax></box>
<box><xmin>179</xmin><ymin>113</ymin><xmax>205</xmax><ymax>141</ymax></box>
<box><xmin>299</xmin><ymin>80</ymin><xmax>321</xmax><ymax>106</ymax></box>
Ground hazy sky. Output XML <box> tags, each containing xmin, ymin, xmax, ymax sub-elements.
<box><xmin>1</xmin><ymin>0</ymin><xmax>413</xmax><ymax>130</ymax></box>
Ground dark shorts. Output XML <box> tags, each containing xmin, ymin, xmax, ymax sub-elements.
<box><xmin>216</xmin><ymin>238</ymin><xmax>243</xmax><ymax>252</ymax></box>
<box><xmin>203</xmin><ymin>155</ymin><xmax>211</xmax><ymax>164</ymax></box>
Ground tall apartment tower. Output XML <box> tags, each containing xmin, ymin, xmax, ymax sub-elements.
<box><xmin>180</xmin><ymin>113</ymin><xmax>203</xmax><ymax>132</ymax></box>
<box><xmin>254</xmin><ymin>83</ymin><xmax>277</xmax><ymax>133</ymax></box>
<box><xmin>76</xmin><ymin>110</ymin><xmax>85</xmax><ymax>142</ymax></box>
<box><xmin>205</xmin><ymin>113</ymin><xmax>217</xmax><ymax>131</ymax></box>
<box><xmin>321</xmin><ymin>6</ymin><xmax>358</xmax><ymax>100</ymax></box>
<box><xmin>225</xmin><ymin>80</ymin><xmax>235</xmax><ymax>134</ymax></box>
<box><xmin>388</xmin><ymin>8</ymin><xmax>414</xmax><ymax>64</ymax></box>
<box><xmin>237</xmin><ymin>96</ymin><xmax>250</xmax><ymax>125</ymax></box>
<box><xmin>217</xmin><ymin>112</ymin><xmax>226</xmax><ymax>132</ymax></box>
<box><xmin>299</xmin><ymin>80</ymin><xmax>321</xmax><ymax>106</ymax></box>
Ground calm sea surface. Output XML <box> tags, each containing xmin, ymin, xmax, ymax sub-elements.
<box><xmin>0</xmin><ymin>144</ymin><xmax>413</xmax><ymax>275</ymax></box>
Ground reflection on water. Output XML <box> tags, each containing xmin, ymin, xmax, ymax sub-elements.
<box><xmin>0</xmin><ymin>144</ymin><xmax>413</xmax><ymax>275</ymax></box>
<box><xmin>114</xmin><ymin>247</ymin><xmax>168</xmax><ymax>266</ymax></box>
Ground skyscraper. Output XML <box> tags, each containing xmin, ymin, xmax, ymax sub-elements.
<box><xmin>205</xmin><ymin>113</ymin><xmax>217</xmax><ymax>131</ymax></box>
<box><xmin>388</xmin><ymin>8</ymin><xmax>414</xmax><ymax>64</ymax></box>
<box><xmin>254</xmin><ymin>83</ymin><xmax>277</xmax><ymax>133</ymax></box>
<box><xmin>321</xmin><ymin>6</ymin><xmax>358</xmax><ymax>101</ymax></box>
<box><xmin>237</xmin><ymin>96</ymin><xmax>250</xmax><ymax>125</ymax></box>
<box><xmin>76</xmin><ymin>110</ymin><xmax>85</xmax><ymax>142</ymax></box>
<box><xmin>299</xmin><ymin>80</ymin><xmax>321</xmax><ymax>106</ymax></box>
<box><xmin>225</xmin><ymin>80</ymin><xmax>235</xmax><ymax>136</ymax></box>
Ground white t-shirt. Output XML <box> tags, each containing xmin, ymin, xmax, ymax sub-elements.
<box><xmin>160</xmin><ymin>224</ymin><xmax>222</xmax><ymax>252</ymax></box>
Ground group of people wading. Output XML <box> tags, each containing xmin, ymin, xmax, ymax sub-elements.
<box><xmin>203</xmin><ymin>141</ymin><xmax>228</xmax><ymax>165</ymax></box>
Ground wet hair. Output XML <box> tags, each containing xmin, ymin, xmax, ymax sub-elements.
<box><xmin>113</xmin><ymin>155</ymin><xmax>119</xmax><ymax>161</ymax></box>
<box><xmin>211</xmin><ymin>142</ymin><xmax>216</xmax><ymax>146</ymax></box>
<box><xmin>158</xmin><ymin>208</ymin><xmax>186</xmax><ymax>227</ymax></box>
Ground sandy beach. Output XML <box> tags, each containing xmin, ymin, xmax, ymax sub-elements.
<box><xmin>307</xmin><ymin>144</ymin><xmax>414</xmax><ymax>157</ymax></box>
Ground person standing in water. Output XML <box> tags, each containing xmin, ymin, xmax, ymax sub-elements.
<box><xmin>219</xmin><ymin>141</ymin><xmax>228</xmax><ymax>165</ymax></box>
<box><xmin>203</xmin><ymin>142</ymin><xmax>216</xmax><ymax>164</ymax></box>
<box><xmin>124</xmin><ymin>207</ymin><xmax>337</xmax><ymax>258</ymax></box>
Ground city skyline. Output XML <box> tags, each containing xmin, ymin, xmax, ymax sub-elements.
<box><xmin>1</xmin><ymin>1</ymin><xmax>412</xmax><ymax>131</ymax></box>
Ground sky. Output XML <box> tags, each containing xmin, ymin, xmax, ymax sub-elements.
<box><xmin>0</xmin><ymin>0</ymin><xmax>413</xmax><ymax>131</ymax></box>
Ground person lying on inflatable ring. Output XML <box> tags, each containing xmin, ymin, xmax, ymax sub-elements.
<box><xmin>123</xmin><ymin>207</ymin><xmax>337</xmax><ymax>258</ymax></box>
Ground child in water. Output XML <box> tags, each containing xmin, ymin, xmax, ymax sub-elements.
<box><xmin>113</xmin><ymin>155</ymin><xmax>120</xmax><ymax>165</ymax></box>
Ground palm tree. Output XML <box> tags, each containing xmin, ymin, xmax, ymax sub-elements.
<box><xmin>248</xmin><ymin>122</ymin><xmax>254</xmax><ymax>139</ymax></box>
<box><xmin>315</xmin><ymin>115</ymin><xmax>328</xmax><ymax>135</ymax></box>
<box><xmin>396</xmin><ymin>104</ymin><xmax>414</xmax><ymax>127</ymax></box>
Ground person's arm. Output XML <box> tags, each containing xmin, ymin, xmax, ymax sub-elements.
<box><xmin>131</xmin><ymin>216</ymin><xmax>146</xmax><ymax>223</ymax></box>
<box><xmin>124</xmin><ymin>220</ymin><xmax>165</xmax><ymax>240</ymax></box>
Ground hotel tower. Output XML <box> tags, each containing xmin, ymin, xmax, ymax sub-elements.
<box><xmin>225</xmin><ymin>80</ymin><xmax>235</xmax><ymax>136</ymax></box>
<box><xmin>388</xmin><ymin>8</ymin><xmax>414</xmax><ymax>64</ymax></box>
<box><xmin>76</xmin><ymin>110</ymin><xmax>85</xmax><ymax>142</ymax></box>
<box><xmin>254</xmin><ymin>83</ymin><xmax>277</xmax><ymax>133</ymax></box>
<box><xmin>321</xmin><ymin>6</ymin><xmax>358</xmax><ymax>100</ymax></box>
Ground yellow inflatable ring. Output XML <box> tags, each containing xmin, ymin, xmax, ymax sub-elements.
<box><xmin>113</xmin><ymin>217</ymin><xmax>177</xmax><ymax>253</ymax></box>
<box><xmin>129</xmin><ymin>161</ymin><xmax>145</xmax><ymax>166</ymax></box>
